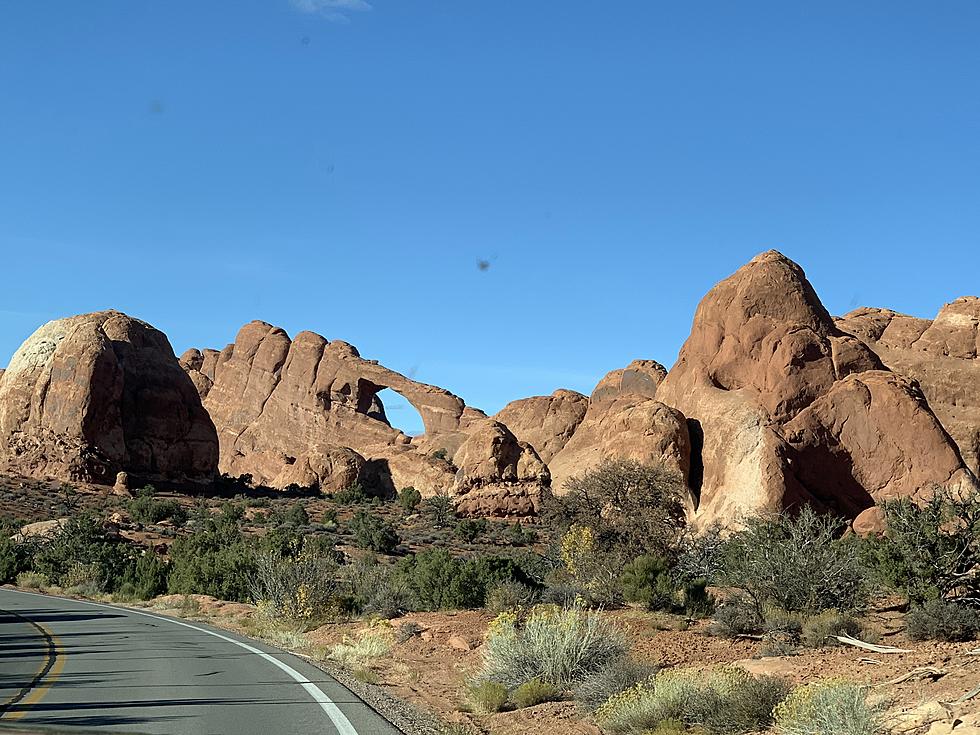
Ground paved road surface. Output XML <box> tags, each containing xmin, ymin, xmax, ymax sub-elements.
<box><xmin>0</xmin><ymin>588</ymin><xmax>401</xmax><ymax>735</ymax></box>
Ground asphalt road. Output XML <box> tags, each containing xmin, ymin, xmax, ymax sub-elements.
<box><xmin>0</xmin><ymin>588</ymin><xmax>401</xmax><ymax>735</ymax></box>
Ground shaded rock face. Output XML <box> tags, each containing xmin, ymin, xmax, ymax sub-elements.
<box><xmin>183</xmin><ymin>320</ymin><xmax>485</xmax><ymax>495</ymax></box>
<box><xmin>836</xmin><ymin>299</ymin><xmax>980</xmax><ymax>476</ymax></box>
<box><xmin>656</xmin><ymin>251</ymin><xmax>974</xmax><ymax>525</ymax></box>
<box><xmin>491</xmin><ymin>389</ymin><xmax>589</xmax><ymax>463</ymax></box>
<box><xmin>0</xmin><ymin>311</ymin><xmax>218</xmax><ymax>484</ymax></box>
<box><xmin>452</xmin><ymin>420</ymin><xmax>550</xmax><ymax>517</ymax></box>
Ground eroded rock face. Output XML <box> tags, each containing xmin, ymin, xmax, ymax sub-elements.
<box><xmin>590</xmin><ymin>360</ymin><xmax>667</xmax><ymax>406</ymax></box>
<box><xmin>183</xmin><ymin>321</ymin><xmax>472</xmax><ymax>491</ymax></box>
<box><xmin>656</xmin><ymin>251</ymin><xmax>973</xmax><ymax>525</ymax></box>
<box><xmin>837</xmin><ymin>299</ymin><xmax>980</xmax><ymax>475</ymax></box>
<box><xmin>491</xmin><ymin>389</ymin><xmax>589</xmax><ymax>463</ymax></box>
<box><xmin>548</xmin><ymin>395</ymin><xmax>692</xmax><ymax>498</ymax></box>
<box><xmin>783</xmin><ymin>371</ymin><xmax>976</xmax><ymax>515</ymax></box>
<box><xmin>0</xmin><ymin>311</ymin><xmax>218</xmax><ymax>483</ymax></box>
<box><xmin>452</xmin><ymin>420</ymin><xmax>550</xmax><ymax>517</ymax></box>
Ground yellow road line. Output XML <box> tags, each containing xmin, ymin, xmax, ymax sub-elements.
<box><xmin>0</xmin><ymin>609</ymin><xmax>62</xmax><ymax>720</ymax></box>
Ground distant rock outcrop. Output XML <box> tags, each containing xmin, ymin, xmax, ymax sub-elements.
<box><xmin>0</xmin><ymin>311</ymin><xmax>218</xmax><ymax>484</ymax></box>
<box><xmin>491</xmin><ymin>389</ymin><xmax>589</xmax><ymax>463</ymax></box>
<box><xmin>836</xmin><ymin>298</ymin><xmax>980</xmax><ymax>476</ymax></box>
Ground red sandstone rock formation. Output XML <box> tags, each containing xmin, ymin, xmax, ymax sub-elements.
<box><xmin>0</xmin><ymin>311</ymin><xmax>217</xmax><ymax>484</ymax></box>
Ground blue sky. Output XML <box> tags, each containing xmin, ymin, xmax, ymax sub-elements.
<box><xmin>2</xmin><ymin>1</ymin><xmax>979</xmax><ymax>434</ymax></box>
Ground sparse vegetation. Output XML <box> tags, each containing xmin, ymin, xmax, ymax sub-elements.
<box><xmin>477</xmin><ymin>604</ymin><xmax>627</xmax><ymax>690</ymax></box>
<box><xmin>466</xmin><ymin>681</ymin><xmax>509</xmax><ymax>714</ymax></box>
<box><xmin>773</xmin><ymin>680</ymin><xmax>885</xmax><ymax>735</ymax></box>
<box><xmin>906</xmin><ymin>598</ymin><xmax>980</xmax><ymax>641</ymax></box>
<box><xmin>595</xmin><ymin>667</ymin><xmax>790</xmax><ymax>735</ymax></box>
<box><xmin>722</xmin><ymin>506</ymin><xmax>867</xmax><ymax>615</ymax></box>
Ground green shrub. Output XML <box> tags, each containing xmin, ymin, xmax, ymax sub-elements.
<box><xmin>573</xmin><ymin>658</ymin><xmax>659</xmax><ymax>713</ymax></box>
<box><xmin>251</xmin><ymin>550</ymin><xmax>339</xmax><ymax>620</ymax></box>
<box><xmin>340</xmin><ymin>559</ymin><xmax>414</xmax><ymax>618</ymax></box>
<box><xmin>394</xmin><ymin>549</ymin><xmax>534</xmax><ymax>611</ymax></box>
<box><xmin>505</xmin><ymin>522</ymin><xmax>538</xmax><ymax>546</ymax></box>
<box><xmin>350</xmin><ymin>511</ymin><xmax>400</xmax><ymax>553</ymax></box>
<box><xmin>620</xmin><ymin>554</ymin><xmax>675</xmax><ymax>610</ymax></box>
<box><xmin>129</xmin><ymin>494</ymin><xmax>186</xmax><ymax>525</ymax></box>
<box><xmin>16</xmin><ymin>571</ymin><xmax>49</xmax><ymax>589</ymax></box>
<box><xmin>455</xmin><ymin>518</ymin><xmax>488</xmax><ymax>543</ymax></box>
<box><xmin>596</xmin><ymin>667</ymin><xmax>790</xmax><ymax>735</ymax></box>
<box><xmin>424</xmin><ymin>493</ymin><xmax>455</xmax><ymax>528</ymax></box>
<box><xmin>546</xmin><ymin>460</ymin><xmax>687</xmax><ymax>563</ymax></box>
<box><xmin>907</xmin><ymin>599</ymin><xmax>980</xmax><ymax>641</ymax></box>
<box><xmin>862</xmin><ymin>487</ymin><xmax>980</xmax><ymax>605</ymax></box>
<box><xmin>120</xmin><ymin>552</ymin><xmax>169</xmax><ymax>600</ymax></box>
<box><xmin>466</xmin><ymin>681</ymin><xmax>508</xmax><ymax>714</ymax></box>
<box><xmin>801</xmin><ymin>611</ymin><xmax>863</xmax><ymax>648</ymax></box>
<box><xmin>711</xmin><ymin>596</ymin><xmax>764</xmax><ymax>637</ymax></box>
<box><xmin>513</xmin><ymin>678</ymin><xmax>560</xmax><ymax>708</ymax></box>
<box><xmin>279</xmin><ymin>504</ymin><xmax>310</xmax><ymax>527</ymax></box>
<box><xmin>32</xmin><ymin>515</ymin><xmax>134</xmax><ymax>592</ymax></box>
<box><xmin>478</xmin><ymin>604</ymin><xmax>627</xmax><ymax>690</ymax></box>
<box><xmin>398</xmin><ymin>486</ymin><xmax>422</xmax><ymax>512</ymax></box>
<box><xmin>334</xmin><ymin>483</ymin><xmax>369</xmax><ymax>505</ymax></box>
<box><xmin>722</xmin><ymin>507</ymin><xmax>867</xmax><ymax>615</ymax></box>
<box><xmin>167</xmin><ymin>516</ymin><xmax>256</xmax><ymax>601</ymax></box>
<box><xmin>485</xmin><ymin>580</ymin><xmax>539</xmax><ymax>614</ymax></box>
<box><xmin>773</xmin><ymin>680</ymin><xmax>885</xmax><ymax>735</ymax></box>
<box><xmin>0</xmin><ymin>536</ymin><xmax>25</xmax><ymax>584</ymax></box>
<box><xmin>682</xmin><ymin>579</ymin><xmax>716</xmax><ymax>617</ymax></box>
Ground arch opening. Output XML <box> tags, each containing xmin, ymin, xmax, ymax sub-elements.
<box><xmin>373</xmin><ymin>387</ymin><xmax>426</xmax><ymax>437</ymax></box>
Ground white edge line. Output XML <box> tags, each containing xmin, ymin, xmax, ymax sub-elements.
<box><xmin>4</xmin><ymin>589</ymin><xmax>360</xmax><ymax>735</ymax></box>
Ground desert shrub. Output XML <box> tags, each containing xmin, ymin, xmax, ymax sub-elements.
<box><xmin>424</xmin><ymin>493</ymin><xmax>455</xmax><ymax>528</ymax></box>
<box><xmin>505</xmin><ymin>522</ymin><xmax>538</xmax><ymax>546</ymax></box>
<box><xmin>710</xmin><ymin>595</ymin><xmax>764</xmax><ymax>637</ymax></box>
<box><xmin>334</xmin><ymin>483</ymin><xmax>369</xmax><ymax>505</ymax></box>
<box><xmin>466</xmin><ymin>681</ymin><xmax>508</xmax><ymax>714</ymax></box>
<box><xmin>455</xmin><ymin>518</ymin><xmax>488</xmax><ymax>543</ymax></box>
<box><xmin>485</xmin><ymin>580</ymin><xmax>539</xmax><ymax>614</ymax></box>
<box><xmin>340</xmin><ymin>559</ymin><xmax>413</xmax><ymax>618</ymax></box>
<box><xmin>801</xmin><ymin>611</ymin><xmax>863</xmax><ymax>647</ymax></box>
<box><xmin>862</xmin><ymin>487</ymin><xmax>980</xmax><ymax>605</ymax></box>
<box><xmin>119</xmin><ymin>552</ymin><xmax>169</xmax><ymax>600</ymax></box>
<box><xmin>513</xmin><ymin>678</ymin><xmax>560</xmax><ymax>708</ymax></box>
<box><xmin>129</xmin><ymin>493</ymin><xmax>186</xmax><ymax>525</ymax></box>
<box><xmin>620</xmin><ymin>554</ymin><xmax>676</xmax><ymax>610</ymax></box>
<box><xmin>167</xmin><ymin>516</ymin><xmax>256</xmax><ymax>601</ymax></box>
<box><xmin>276</xmin><ymin>503</ymin><xmax>309</xmax><ymax>527</ymax></box>
<box><xmin>62</xmin><ymin>562</ymin><xmax>104</xmax><ymax>595</ymax></box>
<box><xmin>682</xmin><ymin>579</ymin><xmax>716</xmax><ymax>617</ymax></box>
<box><xmin>251</xmin><ymin>550</ymin><xmax>339</xmax><ymax>620</ymax></box>
<box><xmin>395</xmin><ymin>620</ymin><xmax>424</xmax><ymax>643</ymax></box>
<box><xmin>395</xmin><ymin>549</ymin><xmax>534</xmax><ymax>611</ymax></box>
<box><xmin>477</xmin><ymin>604</ymin><xmax>627</xmax><ymax>690</ymax></box>
<box><xmin>350</xmin><ymin>511</ymin><xmax>400</xmax><ymax>553</ymax></box>
<box><xmin>547</xmin><ymin>459</ymin><xmax>687</xmax><ymax>562</ymax></box>
<box><xmin>596</xmin><ymin>667</ymin><xmax>790</xmax><ymax>735</ymax></box>
<box><xmin>328</xmin><ymin>622</ymin><xmax>395</xmax><ymax>665</ymax></box>
<box><xmin>673</xmin><ymin>525</ymin><xmax>726</xmax><ymax>586</ymax></box>
<box><xmin>907</xmin><ymin>599</ymin><xmax>980</xmax><ymax>641</ymax></box>
<box><xmin>573</xmin><ymin>658</ymin><xmax>659</xmax><ymax>713</ymax></box>
<box><xmin>16</xmin><ymin>571</ymin><xmax>49</xmax><ymax>589</ymax></box>
<box><xmin>32</xmin><ymin>515</ymin><xmax>134</xmax><ymax>592</ymax></box>
<box><xmin>558</xmin><ymin>525</ymin><xmax>621</xmax><ymax>605</ymax></box>
<box><xmin>773</xmin><ymin>680</ymin><xmax>885</xmax><ymax>735</ymax></box>
<box><xmin>0</xmin><ymin>536</ymin><xmax>27</xmax><ymax>584</ymax></box>
<box><xmin>722</xmin><ymin>507</ymin><xmax>867</xmax><ymax>615</ymax></box>
<box><xmin>398</xmin><ymin>486</ymin><xmax>422</xmax><ymax>512</ymax></box>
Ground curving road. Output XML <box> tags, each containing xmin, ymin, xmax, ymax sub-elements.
<box><xmin>0</xmin><ymin>588</ymin><xmax>401</xmax><ymax>734</ymax></box>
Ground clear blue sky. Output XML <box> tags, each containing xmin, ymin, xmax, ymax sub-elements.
<box><xmin>2</xmin><ymin>1</ymin><xmax>978</xmax><ymax>434</ymax></box>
